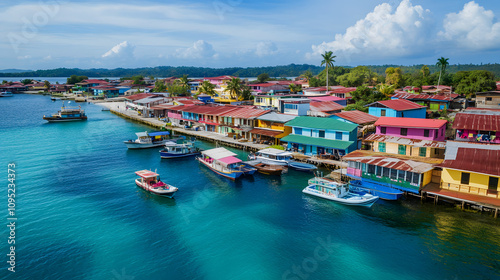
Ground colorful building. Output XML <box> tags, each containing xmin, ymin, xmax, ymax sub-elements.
<box><xmin>307</xmin><ymin>101</ymin><xmax>344</xmax><ymax>117</ymax></box>
<box><xmin>250</xmin><ymin>112</ymin><xmax>296</xmax><ymax>144</ymax></box>
<box><xmin>437</xmin><ymin>141</ymin><xmax>500</xmax><ymax>199</ymax></box>
<box><xmin>281</xmin><ymin>116</ymin><xmax>358</xmax><ymax>156</ymax></box>
<box><xmin>453</xmin><ymin>109</ymin><xmax>500</xmax><ymax>144</ymax></box>
<box><xmin>391</xmin><ymin>92</ymin><xmax>460</xmax><ymax>111</ymax></box>
<box><xmin>367</xmin><ymin>99</ymin><xmax>427</xmax><ymax>118</ymax></box>
<box><xmin>374</xmin><ymin>116</ymin><xmax>447</xmax><ymax>142</ymax></box>
<box><xmin>475</xmin><ymin>91</ymin><xmax>500</xmax><ymax>109</ymax></box>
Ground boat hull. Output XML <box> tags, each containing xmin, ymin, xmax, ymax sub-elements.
<box><xmin>197</xmin><ymin>157</ymin><xmax>243</xmax><ymax>180</ymax></box>
<box><xmin>349</xmin><ymin>180</ymin><xmax>404</xmax><ymax>201</ymax></box>
<box><xmin>303</xmin><ymin>186</ymin><xmax>378</xmax><ymax>207</ymax></box>
<box><xmin>243</xmin><ymin>161</ymin><xmax>286</xmax><ymax>175</ymax></box>
<box><xmin>43</xmin><ymin>116</ymin><xmax>87</xmax><ymax>122</ymax></box>
<box><xmin>288</xmin><ymin>161</ymin><xmax>317</xmax><ymax>172</ymax></box>
<box><xmin>159</xmin><ymin>151</ymin><xmax>201</xmax><ymax>159</ymax></box>
<box><xmin>125</xmin><ymin>140</ymin><xmax>172</xmax><ymax>149</ymax></box>
<box><xmin>135</xmin><ymin>179</ymin><xmax>177</xmax><ymax>197</ymax></box>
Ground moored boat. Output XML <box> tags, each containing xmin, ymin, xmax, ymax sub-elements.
<box><xmin>248</xmin><ymin>148</ymin><xmax>293</xmax><ymax>165</ymax></box>
<box><xmin>348</xmin><ymin>179</ymin><xmax>404</xmax><ymax>201</ymax></box>
<box><xmin>303</xmin><ymin>177</ymin><xmax>379</xmax><ymax>207</ymax></box>
<box><xmin>159</xmin><ymin>140</ymin><xmax>202</xmax><ymax>159</ymax></box>
<box><xmin>287</xmin><ymin>161</ymin><xmax>318</xmax><ymax>172</ymax></box>
<box><xmin>243</xmin><ymin>160</ymin><xmax>288</xmax><ymax>175</ymax></box>
<box><xmin>0</xmin><ymin>91</ymin><xmax>13</xmax><ymax>97</ymax></box>
<box><xmin>135</xmin><ymin>170</ymin><xmax>178</xmax><ymax>197</ymax></box>
<box><xmin>124</xmin><ymin>131</ymin><xmax>171</xmax><ymax>149</ymax></box>
<box><xmin>43</xmin><ymin>101</ymin><xmax>87</xmax><ymax>122</ymax></box>
<box><xmin>197</xmin><ymin>147</ymin><xmax>255</xmax><ymax>180</ymax></box>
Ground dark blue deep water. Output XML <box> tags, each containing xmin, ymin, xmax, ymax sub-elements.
<box><xmin>1</xmin><ymin>94</ymin><xmax>499</xmax><ymax>280</ymax></box>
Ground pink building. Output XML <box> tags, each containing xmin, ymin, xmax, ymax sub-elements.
<box><xmin>374</xmin><ymin>117</ymin><xmax>447</xmax><ymax>142</ymax></box>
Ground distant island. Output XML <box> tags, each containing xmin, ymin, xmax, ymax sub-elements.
<box><xmin>1</xmin><ymin>63</ymin><xmax>500</xmax><ymax>78</ymax></box>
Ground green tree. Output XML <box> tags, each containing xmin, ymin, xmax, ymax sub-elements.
<box><xmin>336</xmin><ymin>66</ymin><xmax>379</xmax><ymax>87</ymax></box>
<box><xmin>198</xmin><ymin>81</ymin><xmax>217</xmax><ymax>97</ymax></box>
<box><xmin>224</xmin><ymin>78</ymin><xmax>243</xmax><ymax>100</ymax></box>
<box><xmin>43</xmin><ymin>80</ymin><xmax>51</xmax><ymax>91</ymax></box>
<box><xmin>453</xmin><ymin>70</ymin><xmax>496</xmax><ymax>98</ymax></box>
<box><xmin>344</xmin><ymin>86</ymin><xmax>388</xmax><ymax>112</ymax></box>
<box><xmin>132</xmin><ymin>75</ymin><xmax>145</xmax><ymax>85</ymax></box>
<box><xmin>436</xmin><ymin>57</ymin><xmax>449</xmax><ymax>87</ymax></box>
<box><xmin>239</xmin><ymin>85</ymin><xmax>253</xmax><ymax>101</ymax></box>
<box><xmin>257</xmin><ymin>73</ymin><xmax>270</xmax><ymax>83</ymax></box>
<box><xmin>385</xmin><ymin>67</ymin><xmax>403</xmax><ymax>88</ymax></box>
<box><xmin>289</xmin><ymin>83</ymin><xmax>302</xmax><ymax>93</ymax></box>
<box><xmin>421</xmin><ymin>65</ymin><xmax>430</xmax><ymax>78</ymax></box>
<box><xmin>67</xmin><ymin>75</ymin><xmax>88</xmax><ymax>84</ymax></box>
<box><xmin>376</xmin><ymin>84</ymin><xmax>396</xmax><ymax>98</ymax></box>
<box><xmin>300</xmin><ymin>70</ymin><xmax>313</xmax><ymax>82</ymax></box>
<box><xmin>321</xmin><ymin>51</ymin><xmax>336</xmax><ymax>90</ymax></box>
<box><xmin>167</xmin><ymin>82</ymin><xmax>189</xmax><ymax>97</ymax></box>
<box><xmin>20</xmin><ymin>79</ymin><xmax>33</xmax><ymax>85</ymax></box>
<box><xmin>153</xmin><ymin>80</ymin><xmax>167</xmax><ymax>92</ymax></box>
<box><xmin>178</xmin><ymin>74</ymin><xmax>190</xmax><ymax>88</ymax></box>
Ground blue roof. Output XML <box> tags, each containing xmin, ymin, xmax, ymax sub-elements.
<box><xmin>149</xmin><ymin>131</ymin><xmax>170</xmax><ymax>136</ymax></box>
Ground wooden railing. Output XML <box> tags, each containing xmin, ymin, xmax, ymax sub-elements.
<box><xmin>441</xmin><ymin>182</ymin><xmax>499</xmax><ymax>198</ymax></box>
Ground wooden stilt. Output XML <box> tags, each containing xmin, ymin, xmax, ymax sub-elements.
<box><xmin>461</xmin><ymin>201</ymin><xmax>465</xmax><ymax>210</ymax></box>
<box><xmin>434</xmin><ymin>195</ymin><xmax>439</xmax><ymax>205</ymax></box>
<box><xmin>495</xmin><ymin>208</ymin><xmax>498</xmax><ymax>219</ymax></box>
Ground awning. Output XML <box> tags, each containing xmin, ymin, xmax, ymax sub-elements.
<box><xmin>201</xmin><ymin>147</ymin><xmax>237</xmax><ymax>160</ymax></box>
<box><xmin>149</xmin><ymin>131</ymin><xmax>170</xmax><ymax>136</ymax></box>
<box><xmin>281</xmin><ymin>134</ymin><xmax>354</xmax><ymax>150</ymax></box>
<box><xmin>249</xmin><ymin>128</ymin><xmax>283</xmax><ymax>137</ymax></box>
<box><xmin>218</xmin><ymin>156</ymin><xmax>242</xmax><ymax>166</ymax></box>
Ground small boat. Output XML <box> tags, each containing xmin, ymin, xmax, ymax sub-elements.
<box><xmin>248</xmin><ymin>148</ymin><xmax>293</xmax><ymax>166</ymax></box>
<box><xmin>287</xmin><ymin>161</ymin><xmax>317</xmax><ymax>172</ymax></box>
<box><xmin>303</xmin><ymin>177</ymin><xmax>379</xmax><ymax>207</ymax></box>
<box><xmin>197</xmin><ymin>147</ymin><xmax>256</xmax><ymax>180</ymax></box>
<box><xmin>159</xmin><ymin>141</ymin><xmax>202</xmax><ymax>159</ymax></box>
<box><xmin>349</xmin><ymin>179</ymin><xmax>404</xmax><ymax>201</ymax></box>
<box><xmin>74</xmin><ymin>94</ymin><xmax>86</xmax><ymax>102</ymax></box>
<box><xmin>50</xmin><ymin>96</ymin><xmax>60</xmax><ymax>101</ymax></box>
<box><xmin>135</xmin><ymin>170</ymin><xmax>178</xmax><ymax>197</ymax></box>
<box><xmin>0</xmin><ymin>92</ymin><xmax>13</xmax><ymax>97</ymax></box>
<box><xmin>124</xmin><ymin>131</ymin><xmax>171</xmax><ymax>149</ymax></box>
<box><xmin>243</xmin><ymin>160</ymin><xmax>288</xmax><ymax>175</ymax></box>
<box><xmin>43</xmin><ymin>101</ymin><xmax>87</xmax><ymax>122</ymax></box>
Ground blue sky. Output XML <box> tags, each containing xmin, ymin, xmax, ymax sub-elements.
<box><xmin>1</xmin><ymin>0</ymin><xmax>500</xmax><ymax>70</ymax></box>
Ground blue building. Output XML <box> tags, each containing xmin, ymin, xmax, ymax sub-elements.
<box><xmin>281</xmin><ymin>116</ymin><xmax>358</xmax><ymax>156</ymax></box>
<box><xmin>366</xmin><ymin>99</ymin><xmax>426</xmax><ymax>118</ymax></box>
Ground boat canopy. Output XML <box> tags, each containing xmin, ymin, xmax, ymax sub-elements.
<box><xmin>136</xmin><ymin>132</ymin><xmax>149</xmax><ymax>138</ymax></box>
<box><xmin>135</xmin><ymin>170</ymin><xmax>159</xmax><ymax>178</ymax></box>
<box><xmin>202</xmin><ymin>147</ymin><xmax>237</xmax><ymax>160</ymax></box>
<box><xmin>149</xmin><ymin>131</ymin><xmax>170</xmax><ymax>136</ymax></box>
<box><xmin>257</xmin><ymin>148</ymin><xmax>293</xmax><ymax>156</ymax></box>
<box><xmin>218</xmin><ymin>156</ymin><xmax>242</xmax><ymax>166</ymax></box>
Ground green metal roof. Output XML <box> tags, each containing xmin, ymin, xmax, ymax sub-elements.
<box><xmin>284</xmin><ymin>116</ymin><xmax>357</xmax><ymax>132</ymax></box>
<box><xmin>281</xmin><ymin>134</ymin><xmax>354</xmax><ymax>150</ymax></box>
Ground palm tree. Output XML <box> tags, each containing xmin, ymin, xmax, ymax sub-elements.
<box><xmin>300</xmin><ymin>70</ymin><xmax>313</xmax><ymax>82</ymax></box>
<box><xmin>376</xmin><ymin>84</ymin><xmax>395</xmax><ymax>98</ymax></box>
<box><xmin>289</xmin><ymin>83</ymin><xmax>302</xmax><ymax>93</ymax></box>
<box><xmin>321</xmin><ymin>51</ymin><xmax>336</xmax><ymax>91</ymax></box>
<box><xmin>436</xmin><ymin>57</ymin><xmax>449</xmax><ymax>87</ymax></box>
<box><xmin>239</xmin><ymin>85</ymin><xmax>253</xmax><ymax>101</ymax></box>
<box><xmin>224</xmin><ymin>78</ymin><xmax>242</xmax><ymax>100</ymax></box>
<box><xmin>198</xmin><ymin>81</ymin><xmax>217</xmax><ymax>97</ymax></box>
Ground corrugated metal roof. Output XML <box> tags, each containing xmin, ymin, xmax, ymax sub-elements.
<box><xmin>309</xmin><ymin>101</ymin><xmax>344</xmax><ymax>112</ymax></box>
<box><xmin>343</xmin><ymin>150</ymin><xmax>436</xmax><ymax>173</ymax></box>
<box><xmin>249</xmin><ymin>128</ymin><xmax>283</xmax><ymax>137</ymax></box>
<box><xmin>219</xmin><ymin>107</ymin><xmax>270</xmax><ymax>119</ymax></box>
<box><xmin>375</xmin><ymin>116</ymin><xmax>447</xmax><ymax>129</ymax></box>
<box><xmin>285</xmin><ymin>116</ymin><xmax>358</xmax><ymax>132</ymax></box>
<box><xmin>438</xmin><ymin>146</ymin><xmax>500</xmax><ymax>176</ymax></box>
<box><xmin>392</xmin><ymin>92</ymin><xmax>457</xmax><ymax>101</ymax></box>
<box><xmin>333</xmin><ymin>110</ymin><xmax>379</xmax><ymax>125</ymax></box>
<box><xmin>452</xmin><ymin>112</ymin><xmax>500</xmax><ymax>131</ymax></box>
<box><xmin>281</xmin><ymin>134</ymin><xmax>354</xmax><ymax>150</ymax></box>
<box><xmin>369</xmin><ymin>99</ymin><xmax>426</xmax><ymax>111</ymax></box>
<box><xmin>364</xmin><ymin>134</ymin><xmax>446</xmax><ymax>148</ymax></box>
<box><xmin>307</xmin><ymin>96</ymin><xmax>345</xmax><ymax>102</ymax></box>
<box><xmin>256</xmin><ymin>112</ymin><xmax>297</xmax><ymax>123</ymax></box>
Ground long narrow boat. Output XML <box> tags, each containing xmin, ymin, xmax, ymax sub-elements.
<box><xmin>135</xmin><ymin>170</ymin><xmax>178</xmax><ymax>198</ymax></box>
<box><xmin>243</xmin><ymin>160</ymin><xmax>287</xmax><ymax>175</ymax></box>
<box><xmin>287</xmin><ymin>161</ymin><xmax>317</xmax><ymax>172</ymax></box>
<box><xmin>43</xmin><ymin>101</ymin><xmax>87</xmax><ymax>122</ymax></box>
<box><xmin>124</xmin><ymin>131</ymin><xmax>171</xmax><ymax>149</ymax></box>
<box><xmin>197</xmin><ymin>147</ymin><xmax>256</xmax><ymax>180</ymax></box>
<box><xmin>303</xmin><ymin>177</ymin><xmax>379</xmax><ymax>207</ymax></box>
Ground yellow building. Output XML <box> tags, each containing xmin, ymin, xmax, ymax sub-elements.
<box><xmin>249</xmin><ymin>112</ymin><xmax>296</xmax><ymax>144</ymax></box>
<box><xmin>364</xmin><ymin>134</ymin><xmax>445</xmax><ymax>159</ymax></box>
<box><xmin>437</xmin><ymin>142</ymin><xmax>500</xmax><ymax>199</ymax></box>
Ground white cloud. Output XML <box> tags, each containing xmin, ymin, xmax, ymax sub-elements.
<box><xmin>17</xmin><ymin>55</ymin><xmax>31</xmax><ymax>59</ymax></box>
<box><xmin>102</xmin><ymin>41</ymin><xmax>134</xmax><ymax>59</ymax></box>
<box><xmin>309</xmin><ymin>0</ymin><xmax>431</xmax><ymax>61</ymax></box>
<box><xmin>255</xmin><ymin>41</ymin><xmax>277</xmax><ymax>57</ymax></box>
<box><xmin>438</xmin><ymin>1</ymin><xmax>500</xmax><ymax>50</ymax></box>
<box><xmin>174</xmin><ymin>40</ymin><xmax>217</xmax><ymax>59</ymax></box>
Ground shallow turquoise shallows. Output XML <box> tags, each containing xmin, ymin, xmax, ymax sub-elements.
<box><xmin>1</xmin><ymin>95</ymin><xmax>499</xmax><ymax>280</ymax></box>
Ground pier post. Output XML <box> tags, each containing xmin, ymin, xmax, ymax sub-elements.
<box><xmin>434</xmin><ymin>195</ymin><xmax>438</xmax><ymax>205</ymax></box>
<box><xmin>461</xmin><ymin>201</ymin><xmax>465</xmax><ymax>210</ymax></box>
<box><xmin>495</xmin><ymin>208</ymin><xmax>498</xmax><ymax>219</ymax></box>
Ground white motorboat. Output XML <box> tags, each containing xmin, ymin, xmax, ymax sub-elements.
<box><xmin>248</xmin><ymin>148</ymin><xmax>293</xmax><ymax>165</ymax></box>
<box><xmin>124</xmin><ymin>131</ymin><xmax>171</xmax><ymax>149</ymax></box>
<box><xmin>303</xmin><ymin>177</ymin><xmax>379</xmax><ymax>207</ymax></box>
<box><xmin>135</xmin><ymin>170</ymin><xmax>178</xmax><ymax>197</ymax></box>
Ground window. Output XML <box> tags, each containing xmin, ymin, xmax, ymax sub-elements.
<box><xmin>412</xmin><ymin>173</ymin><xmax>420</xmax><ymax>185</ymax></box>
<box><xmin>319</xmin><ymin>130</ymin><xmax>325</xmax><ymax>138</ymax></box>
<box><xmin>398</xmin><ymin>170</ymin><xmax>405</xmax><ymax>181</ymax></box>
<box><xmin>367</xmin><ymin>164</ymin><xmax>375</xmax><ymax>174</ymax></box>
<box><xmin>390</xmin><ymin>169</ymin><xmax>398</xmax><ymax>180</ymax></box>
<box><xmin>381</xmin><ymin>127</ymin><xmax>386</xmax><ymax>134</ymax></box>
<box><xmin>488</xmin><ymin>177</ymin><xmax>498</xmax><ymax>190</ymax></box>
<box><xmin>376</xmin><ymin>166</ymin><xmax>383</xmax><ymax>176</ymax></box>
<box><xmin>381</xmin><ymin>109</ymin><xmax>386</xmax><ymax>116</ymax></box>
<box><xmin>486</xmin><ymin>97</ymin><xmax>492</xmax><ymax>101</ymax></box>
<box><xmin>398</xmin><ymin>145</ymin><xmax>406</xmax><ymax>155</ymax></box>
<box><xmin>401</xmin><ymin>128</ymin><xmax>407</xmax><ymax>136</ymax></box>
<box><xmin>379</xmin><ymin>142</ymin><xmax>386</xmax><ymax>153</ymax></box>
<box><xmin>405</xmin><ymin>171</ymin><xmax>413</xmax><ymax>182</ymax></box>
<box><xmin>294</xmin><ymin>128</ymin><xmax>302</xmax><ymax>135</ymax></box>
<box><xmin>419</xmin><ymin>147</ymin><xmax>426</xmax><ymax>157</ymax></box>
<box><xmin>424</xmin><ymin>129</ymin><xmax>429</xmax><ymax>137</ymax></box>
<box><xmin>335</xmin><ymin>132</ymin><xmax>342</xmax><ymax>140</ymax></box>
<box><xmin>383</xmin><ymin>167</ymin><xmax>390</xmax><ymax>178</ymax></box>
<box><xmin>461</xmin><ymin>172</ymin><xmax>470</xmax><ymax>185</ymax></box>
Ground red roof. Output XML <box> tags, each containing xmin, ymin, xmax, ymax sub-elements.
<box><xmin>375</xmin><ymin>116</ymin><xmax>447</xmax><ymax>129</ymax></box>
<box><xmin>326</xmin><ymin>87</ymin><xmax>357</xmax><ymax>94</ymax></box>
<box><xmin>249</xmin><ymin>128</ymin><xmax>283</xmax><ymax>137</ymax></box>
<box><xmin>249</xmin><ymin>83</ymin><xmax>278</xmax><ymax>87</ymax></box>
<box><xmin>333</xmin><ymin>110</ymin><xmax>379</xmax><ymax>125</ymax></box>
<box><xmin>180</xmin><ymin>105</ymin><xmax>239</xmax><ymax>116</ymax></box>
<box><xmin>307</xmin><ymin>95</ymin><xmax>345</xmax><ymax>102</ymax></box>
<box><xmin>177</xmin><ymin>100</ymin><xmax>204</xmax><ymax>105</ymax></box>
<box><xmin>309</xmin><ymin>101</ymin><xmax>344</xmax><ymax>113</ymax></box>
<box><xmin>437</xmin><ymin>147</ymin><xmax>500</xmax><ymax>176</ymax></box>
<box><xmin>392</xmin><ymin>92</ymin><xmax>459</xmax><ymax>101</ymax></box>
<box><xmin>82</xmin><ymin>79</ymin><xmax>109</xmax><ymax>84</ymax></box>
<box><xmin>126</xmin><ymin>93</ymin><xmax>154</xmax><ymax>101</ymax></box>
<box><xmin>219</xmin><ymin>107</ymin><xmax>270</xmax><ymax>119</ymax></box>
<box><xmin>373</xmin><ymin>99</ymin><xmax>426</xmax><ymax>111</ymax></box>
<box><xmin>452</xmin><ymin>112</ymin><xmax>500</xmax><ymax>131</ymax></box>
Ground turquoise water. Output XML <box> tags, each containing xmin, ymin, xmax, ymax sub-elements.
<box><xmin>1</xmin><ymin>94</ymin><xmax>499</xmax><ymax>280</ymax></box>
